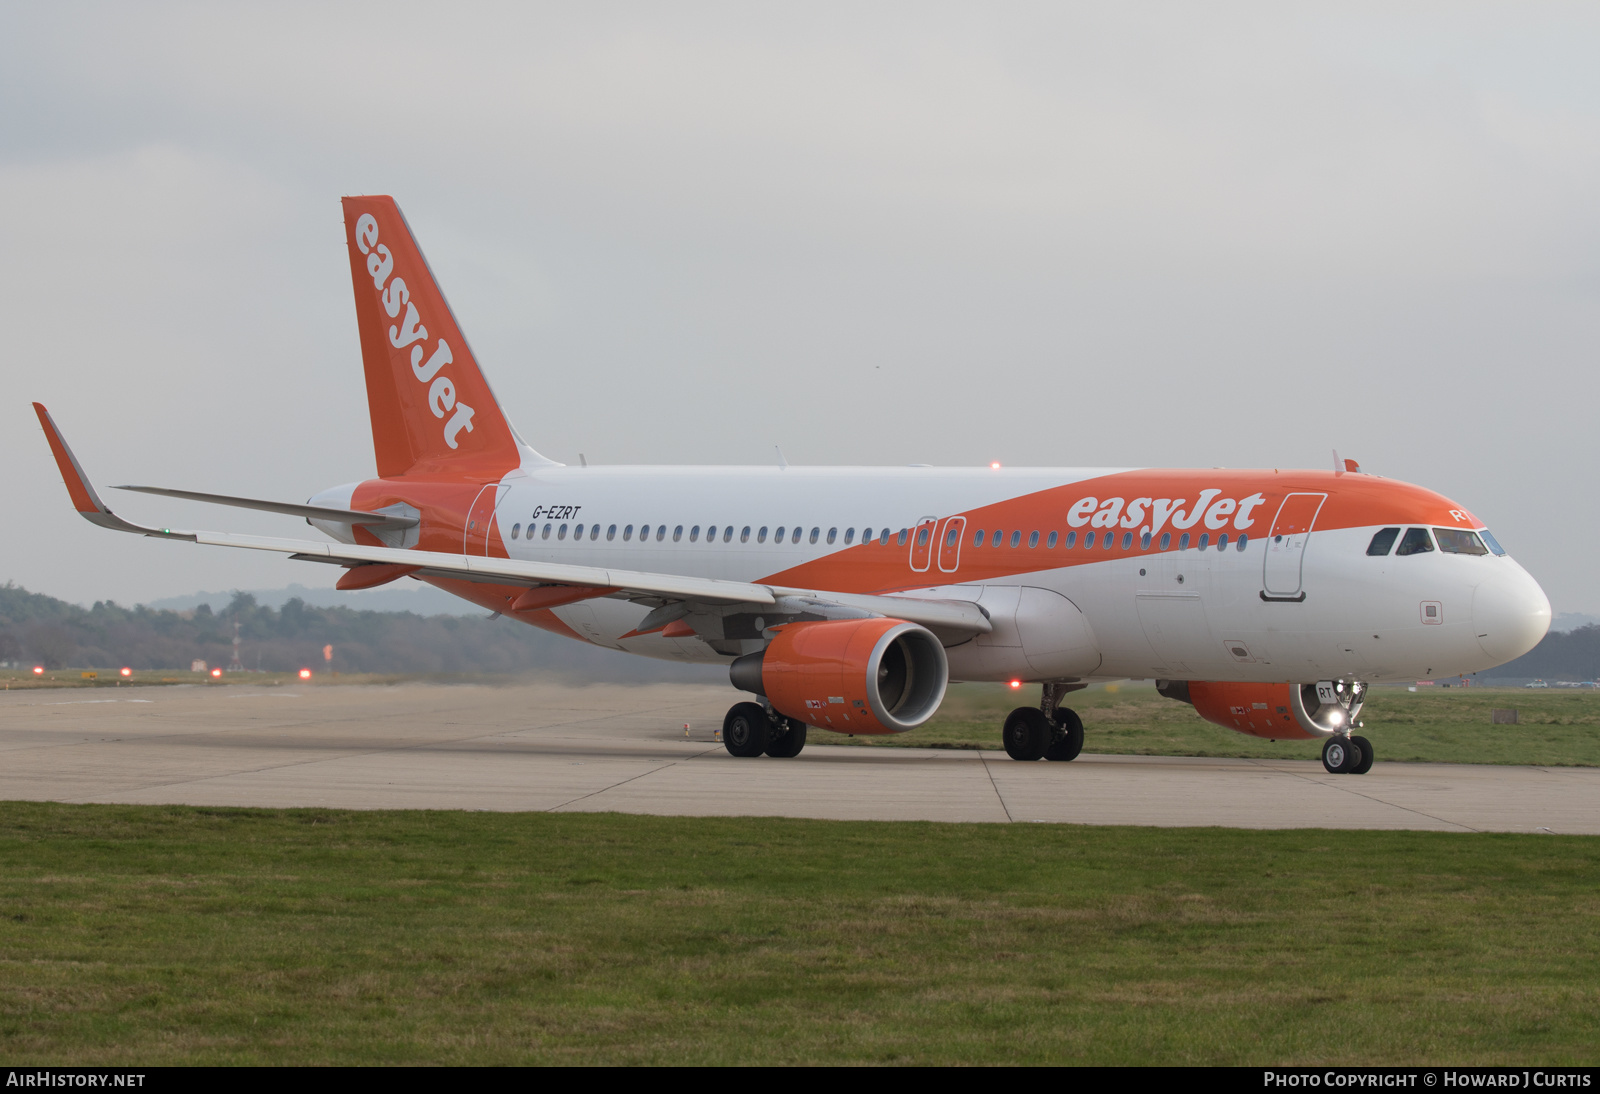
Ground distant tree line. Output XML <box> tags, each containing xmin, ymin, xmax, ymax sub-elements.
<box><xmin>0</xmin><ymin>583</ymin><xmax>718</xmax><ymax>683</ymax></box>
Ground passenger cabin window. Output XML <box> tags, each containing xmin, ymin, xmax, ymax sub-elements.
<box><xmin>607</xmin><ymin>524</ymin><xmax>617</xmax><ymax>541</ymax></box>
<box><xmin>542</xmin><ymin>524</ymin><xmax>552</xmax><ymax>540</ymax></box>
<box><xmin>1396</xmin><ymin>528</ymin><xmax>1434</xmax><ymax>556</ymax></box>
<box><xmin>844</xmin><ymin>528</ymin><xmax>854</xmax><ymax>545</ymax></box>
<box><xmin>792</xmin><ymin>527</ymin><xmax>802</xmax><ymax>544</ymax></box>
<box><xmin>897</xmin><ymin>529</ymin><xmax>908</xmax><ymax>546</ymax></box>
<box><xmin>723</xmin><ymin>527</ymin><xmax>734</xmax><ymax>543</ymax></box>
<box><xmin>1120</xmin><ymin>532</ymin><xmax>1133</xmax><ymax>550</ymax></box>
<box><xmin>1237</xmin><ymin>534</ymin><xmax>1248</xmax><ymax>551</ymax></box>
<box><xmin>657</xmin><ymin>526</ymin><xmax>668</xmax><ymax>542</ymax></box>
<box><xmin>1029</xmin><ymin>531</ymin><xmax>1040</xmax><ymax>548</ymax></box>
<box><xmin>758</xmin><ymin>526</ymin><xmax>768</xmax><ymax>543</ymax></box>
<box><xmin>810</xmin><ymin>527</ymin><xmax>820</xmax><ymax>545</ymax></box>
<box><xmin>742</xmin><ymin>526</ymin><xmax>752</xmax><ymax>543</ymax></box>
<box><xmin>1064</xmin><ymin>531</ymin><xmax>1077</xmax><ymax>549</ymax></box>
<box><xmin>1083</xmin><ymin>532</ymin><xmax>1095</xmax><ymax>549</ymax></box>
<box><xmin>1047</xmin><ymin>531</ymin><xmax>1058</xmax><ymax>549</ymax></box>
<box><xmin>1009</xmin><ymin>530</ymin><xmax>1021</xmax><ymax>548</ymax></box>
<box><xmin>1367</xmin><ymin>527</ymin><xmax>1400</xmax><ymax>556</ymax></box>
<box><xmin>558</xmin><ymin>524</ymin><xmax>568</xmax><ymax>540</ymax></box>
<box><xmin>827</xmin><ymin>528</ymin><xmax>837</xmax><ymax>545</ymax></box>
<box><xmin>623</xmin><ymin>524</ymin><xmax>634</xmax><ymax>541</ymax></box>
<box><xmin>688</xmin><ymin>526</ymin><xmax>699</xmax><ymax>542</ymax></box>
<box><xmin>1160</xmin><ymin>532</ymin><xmax>1171</xmax><ymax>550</ymax></box>
<box><xmin>1179</xmin><ymin>533</ymin><xmax>1190</xmax><ymax>550</ymax></box>
<box><xmin>973</xmin><ymin>529</ymin><xmax>985</xmax><ymax>547</ymax></box>
<box><xmin>511</xmin><ymin>523</ymin><xmax>521</xmax><ymax>539</ymax></box>
<box><xmin>1434</xmin><ymin>528</ymin><xmax>1489</xmax><ymax>556</ymax></box>
<box><xmin>1140</xmin><ymin>532</ymin><xmax>1151</xmax><ymax>549</ymax></box>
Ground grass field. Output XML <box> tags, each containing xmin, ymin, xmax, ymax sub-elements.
<box><xmin>0</xmin><ymin>803</ymin><xmax>1594</xmax><ymax>1065</ymax></box>
<box><xmin>835</xmin><ymin>683</ymin><xmax>1600</xmax><ymax>767</ymax></box>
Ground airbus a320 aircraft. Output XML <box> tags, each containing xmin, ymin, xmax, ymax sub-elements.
<box><xmin>35</xmin><ymin>196</ymin><xmax>1552</xmax><ymax>775</ymax></box>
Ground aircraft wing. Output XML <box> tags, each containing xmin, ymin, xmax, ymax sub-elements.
<box><xmin>34</xmin><ymin>403</ymin><xmax>991</xmax><ymax>638</ymax></box>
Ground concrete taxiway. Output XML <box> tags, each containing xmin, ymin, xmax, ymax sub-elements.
<box><xmin>0</xmin><ymin>681</ymin><xmax>1594</xmax><ymax>832</ymax></box>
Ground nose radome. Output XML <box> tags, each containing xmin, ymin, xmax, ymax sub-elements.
<box><xmin>1473</xmin><ymin>564</ymin><xmax>1552</xmax><ymax>667</ymax></box>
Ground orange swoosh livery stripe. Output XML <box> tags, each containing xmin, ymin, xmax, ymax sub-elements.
<box><xmin>756</xmin><ymin>468</ymin><xmax>1475</xmax><ymax>594</ymax></box>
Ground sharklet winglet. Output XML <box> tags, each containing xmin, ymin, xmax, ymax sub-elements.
<box><xmin>32</xmin><ymin>403</ymin><xmax>196</xmax><ymax>541</ymax></box>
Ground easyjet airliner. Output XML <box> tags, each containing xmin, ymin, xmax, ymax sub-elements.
<box><xmin>34</xmin><ymin>196</ymin><xmax>1552</xmax><ymax>774</ymax></box>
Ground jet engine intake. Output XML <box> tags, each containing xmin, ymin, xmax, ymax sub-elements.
<box><xmin>729</xmin><ymin>618</ymin><xmax>948</xmax><ymax>735</ymax></box>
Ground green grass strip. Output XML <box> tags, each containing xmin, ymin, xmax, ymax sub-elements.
<box><xmin>1</xmin><ymin>803</ymin><xmax>1596</xmax><ymax>1065</ymax></box>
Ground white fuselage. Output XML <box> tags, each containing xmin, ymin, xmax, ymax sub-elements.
<box><xmin>315</xmin><ymin>462</ymin><xmax>1551</xmax><ymax>685</ymax></box>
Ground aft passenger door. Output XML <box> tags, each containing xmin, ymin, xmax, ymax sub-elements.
<box><xmin>1262</xmin><ymin>493</ymin><xmax>1326</xmax><ymax>600</ymax></box>
<box><xmin>937</xmin><ymin>516</ymin><xmax>966</xmax><ymax>573</ymax></box>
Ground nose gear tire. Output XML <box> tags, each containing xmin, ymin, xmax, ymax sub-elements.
<box><xmin>1350</xmin><ymin>734</ymin><xmax>1374</xmax><ymax>774</ymax></box>
<box><xmin>1322</xmin><ymin>736</ymin><xmax>1357</xmax><ymax>774</ymax></box>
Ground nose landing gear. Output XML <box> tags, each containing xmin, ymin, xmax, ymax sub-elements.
<box><xmin>1307</xmin><ymin>680</ymin><xmax>1375</xmax><ymax>775</ymax></box>
<box><xmin>1003</xmin><ymin>682</ymin><xmax>1086</xmax><ymax>761</ymax></box>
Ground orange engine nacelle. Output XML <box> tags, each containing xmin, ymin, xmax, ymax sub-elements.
<box><xmin>729</xmin><ymin>618</ymin><xmax>949</xmax><ymax>735</ymax></box>
<box><xmin>1180</xmin><ymin>680</ymin><xmax>1321</xmax><ymax>740</ymax></box>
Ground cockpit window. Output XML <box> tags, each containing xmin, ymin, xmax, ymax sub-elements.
<box><xmin>1478</xmin><ymin>529</ymin><xmax>1506</xmax><ymax>556</ymax></box>
<box><xmin>1395</xmin><ymin>527</ymin><xmax>1434</xmax><ymax>556</ymax></box>
<box><xmin>1434</xmin><ymin>528</ymin><xmax>1489</xmax><ymax>556</ymax></box>
<box><xmin>1366</xmin><ymin>527</ymin><xmax>1400</xmax><ymax>556</ymax></box>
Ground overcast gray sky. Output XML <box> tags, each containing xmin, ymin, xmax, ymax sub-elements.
<box><xmin>3</xmin><ymin>2</ymin><xmax>1597</xmax><ymax>612</ymax></box>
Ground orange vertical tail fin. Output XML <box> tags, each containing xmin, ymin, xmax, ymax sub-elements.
<box><xmin>342</xmin><ymin>196</ymin><xmax>537</xmax><ymax>480</ymax></box>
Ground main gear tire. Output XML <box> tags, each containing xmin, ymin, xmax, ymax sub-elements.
<box><xmin>1045</xmin><ymin>707</ymin><xmax>1085</xmax><ymax>761</ymax></box>
<box><xmin>724</xmin><ymin>702</ymin><xmax>771</xmax><ymax>757</ymax></box>
<box><xmin>1003</xmin><ymin>707</ymin><xmax>1051</xmax><ymax>761</ymax></box>
<box><xmin>765</xmin><ymin>719</ymin><xmax>808</xmax><ymax>758</ymax></box>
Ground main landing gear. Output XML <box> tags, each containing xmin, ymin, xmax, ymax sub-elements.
<box><xmin>1322</xmin><ymin>734</ymin><xmax>1375</xmax><ymax>775</ymax></box>
<box><xmin>722</xmin><ymin>701</ymin><xmax>808</xmax><ymax>758</ymax></box>
<box><xmin>1003</xmin><ymin>683</ymin><xmax>1085</xmax><ymax>762</ymax></box>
